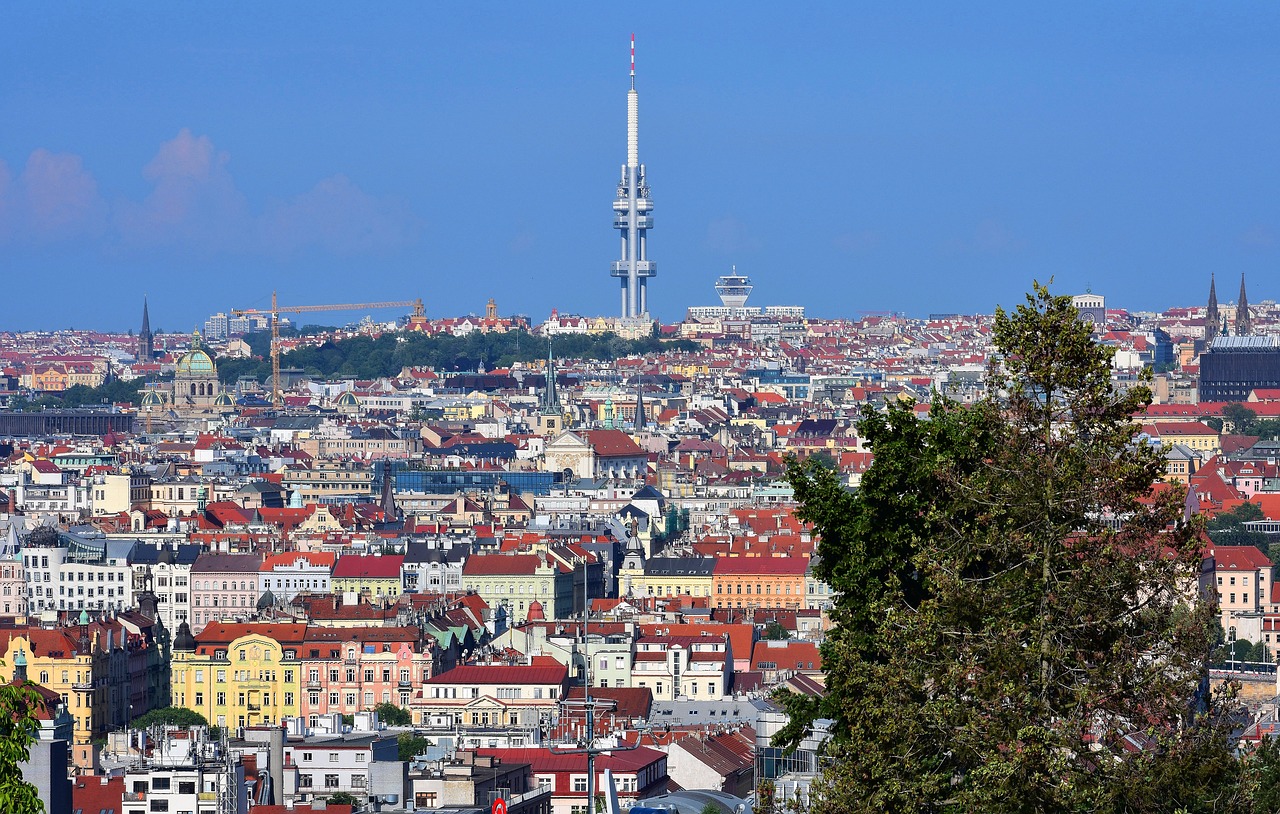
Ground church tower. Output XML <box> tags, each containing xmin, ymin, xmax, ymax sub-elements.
<box><xmin>1237</xmin><ymin>273</ymin><xmax>1252</xmax><ymax>337</ymax></box>
<box><xmin>138</xmin><ymin>297</ymin><xmax>154</xmax><ymax>362</ymax></box>
<box><xmin>1205</xmin><ymin>275</ymin><xmax>1220</xmax><ymax>344</ymax></box>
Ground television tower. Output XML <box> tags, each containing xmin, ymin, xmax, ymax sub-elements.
<box><xmin>610</xmin><ymin>34</ymin><xmax>655</xmax><ymax>318</ymax></box>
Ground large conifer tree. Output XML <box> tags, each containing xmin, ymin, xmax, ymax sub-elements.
<box><xmin>777</xmin><ymin>284</ymin><xmax>1241</xmax><ymax>812</ymax></box>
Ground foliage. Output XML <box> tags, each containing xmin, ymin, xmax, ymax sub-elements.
<box><xmin>326</xmin><ymin>791</ymin><xmax>361</xmax><ymax>808</ymax></box>
<box><xmin>1221</xmin><ymin>402</ymin><xmax>1280</xmax><ymax>440</ymax></box>
<box><xmin>341</xmin><ymin>713</ymin><xmax>354</xmax><ymax>726</ymax></box>
<box><xmin>397</xmin><ymin>732</ymin><xmax>432</xmax><ymax>762</ymax></box>
<box><xmin>130</xmin><ymin>707</ymin><xmax>209</xmax><ymax>729</ymax></box>
<box><xmin>7</xmin><ymin>377</ymin><xmax>145</xmax><ymax>410</ymax></box>
<box><xmin>762</xmin><ymin>621</ymin><xmax>791</xmax><ymax>641</ymax></box>
<box><xmin>1245</xmin><ymin>735</ymin><xmax>1280</xmax><ymax>812</ymax></box>
<box><xmin>754</xmin><ymin>779</ymin><xmax>776</xmax><ymax>814</ymax></box>
<box><xmin>1208</xmin><ymin>501</ymin><xmax>1273</xmax><ymax>553</ymax></box>
<box><xmin>217</xmin><ymin>329</ymin><xmax>697</xmax><ymax>384</ymax></box>
<box><xmin>774</xmin><ymin>284</ymin><xmax>1238</xmax><ymax>812</ymax></box>
<box><xmin>0</xmin><ymin>681</ymin><xmax>44</xmax><ymax>813</ymax></box>
<box><xmin>373</xmin><ymin>702</ymin><xmax>412</xmax><ymax>726</ymax></box>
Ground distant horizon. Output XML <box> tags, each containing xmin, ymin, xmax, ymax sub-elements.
<box><xmin>0</xmin><ymin>282</ymin><xmax>1253</xmax><ymax>335</ymax></box>
<box><xmin>3</xmin><ymin>6</ymin><xmax>1280</xmax><ymax>329</ymax></box>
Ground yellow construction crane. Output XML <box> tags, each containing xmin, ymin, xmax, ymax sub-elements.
<box><xmin>233</xmin><ymin>292</ymin><xmax>425</xmax><ymax>410</ymax></box>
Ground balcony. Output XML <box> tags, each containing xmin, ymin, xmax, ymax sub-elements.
<box><xmin>198</xmin><ymin>792</ymin><xmax>217</xmax><ymax>801</ymax></box>
<box><xmin>398</xmin><ymin>678</ymin><xmax>412</xmax><ymax>687</ymax></box>
<box><xmin>123</xmin><ymin>792</ymin><xmax>145</xmax><ymax>802</ymax></box>
<box><xmin>306</xmin><ymin>679</ymin><xmax>322</xmax><ymax>689</ymax></box>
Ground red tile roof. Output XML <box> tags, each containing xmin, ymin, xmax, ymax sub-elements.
<box><xmin>332</xmin><ymin>554</ymin><xmax>404</xmax><ymax>579</ymax></box>
<box><xmin>425</xmin><ymin>656</ymin><xmax>568</xmax><ymax>686</ymax></box>
<box><xmin>713</xmin><ymin>557</ymin><xmax>810</xmax><ymax>575</ymax></box>
<box><xmin>1213</xmin><ymin>545</ymin><xmax>1273</xmax><ymax>571</ymax></box>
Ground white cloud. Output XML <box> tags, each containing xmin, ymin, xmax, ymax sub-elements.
<box><xmin>260</xmin><ymin>174</ymin><xmax>421</xmax><ymax>255</ymax></box>
<box><xmin>0</xmin><ymin>129</ymin><xmax>423</xmax><ymax>258</ymax></box>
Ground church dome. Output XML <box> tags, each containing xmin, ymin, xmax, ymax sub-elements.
<box><xmin>175</xmin><ymin>330</ymin><xmax>217</xmax><ymax>377</ymax></box>
<box><xmin>526</xmin><ymin>600</ymin><xmax>545</xmax><ymax>622</ymax></box>
<box><xmin>335</xmin><ymin>391</ymin><xmax>360</xmax><ymax>407</ymax></box>
<box><xmin>214</xmin><ymin>390</ymin><xmax>235</xmax><ymax>408</ymax></box>
<box><xmin>141</xmin><ymin>389</ymin><xmax>166</xmax><ymax>407</ymax></box>
<box><xmin>175</xmin><ymin>348</ymin><xmax>216</xmax><ymax>376</ymax></box>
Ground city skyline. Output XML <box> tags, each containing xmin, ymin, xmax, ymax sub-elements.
<box><xmin>2</xmin><ymin>5</ymin><xmax>1280</xmax><ymax>329</ymax></box>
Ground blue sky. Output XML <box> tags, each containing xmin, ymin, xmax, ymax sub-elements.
<box><xmin>2</xmin><ymin>4</ymin><xmax>1279</xmax><ymax>330</ymax></box>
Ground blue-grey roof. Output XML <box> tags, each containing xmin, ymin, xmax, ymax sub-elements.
<box><xmin>644</xmin><ymin>557</ymin><xmax>715</xmax><ymax>577</ymax></box>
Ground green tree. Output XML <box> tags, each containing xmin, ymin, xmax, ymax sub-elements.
<box><xmin>762</xmin><ymin>621</ymin><xmax>791</xmax><ymax>641</ymax></box>
<box><xmin>775</xmin><ymin>284</ymin><xmax>1237</xmax><ymax>812</ymax></box>
<box><xmin>326</xmin><ymin>790</ymin><xmax>361</xmax><ymax>808</ymax></box>
<box><xmin>397</xmin><ymin>732</ymin><xmax>432</xmax><ymax>762</ymax></box>
<box><xmin>373</xmin><ymin>702</ymin><xmax>412</xmax><ymax>726</ymax></box>
<box><xmin>130</xmin><ymin>707</ymin><xmax>209</xmax><ymax>729</ymax></box>
<box><xmin>1224</xmin><ymin>403</ymin><xmax>1260</xmax><ymax>435</ymax></box>
<box><xmin>0</xmin><ymin>681</ymin><xmax>45</xmax><ymax>813</ymax></box>
<box><xmin>1208</xmin><ymin>501</ymin><xmax>1272</xmax><ymax>553</ymax></box>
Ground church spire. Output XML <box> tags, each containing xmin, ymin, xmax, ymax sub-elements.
<box><xmin>138</xmin><ymin>296</ymin><xmax>154</xmax><ymax>362</ymax></box>
<box><xmin>1205</xmin><ymin>275</ymin><xmax>1220</xmax><ymax>344</ymax></box>
<box><xmin>1237</xmin><ymin>273</ymin><xmax>1252</xmax><ymax>336</ymax></box>
<box><xmin>541</xmin><ymin>339</ymin><xmax>560</xmax><ymax>415</ymax></box>
<box><xmin>634</xmin><ymin>376</ymin><xmax>647</xmax><ymax>431</ymax></box>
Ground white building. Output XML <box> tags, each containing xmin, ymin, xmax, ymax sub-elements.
<box><xmin>23</xmin><ymin>530</ymin><xmax>135</xmax><ymax>617</ymax></box>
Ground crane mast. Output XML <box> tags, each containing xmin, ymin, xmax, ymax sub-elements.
<box><xmin>232</xmin><ymin>292</ymin><xmax>424</xmax><ymax>410</ymax></box>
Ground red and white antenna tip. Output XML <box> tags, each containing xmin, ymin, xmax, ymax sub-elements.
<box><xmin>630</xmin><ymin>34</ymin><xmax>635</xmax><ymax>79</ymax></box>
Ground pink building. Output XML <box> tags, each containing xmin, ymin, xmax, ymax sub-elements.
<box><xmin>190</xmin><ymin>552</ymin><xmax>265</xmax><ymax>632</ymax></box>
<box><xmin>298</xmin><ymin>626</ymin><xmax>434</xmax><ymax>723</ymax></box>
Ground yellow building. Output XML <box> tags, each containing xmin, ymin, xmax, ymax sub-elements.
<box><xmin>0</xmin><ymin>613</ymin><xmax>167</xmax><ymax>767</ymax></box>
<box><xmin>170</xmin><ymin>621</ymin><xmax>304</xmax><ymax>730</ymax></box>
<box><xmin>620</xmin><ymin>557</ymin><xmax>716</xmax><ymax>600</ymax></box>
<box><xmin>331</xmin><ymin>554</ymin><xmax>405</xmax><ymax>599</ymax></box>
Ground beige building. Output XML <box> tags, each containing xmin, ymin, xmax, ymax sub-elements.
<box><xmin>90</xmin><ymin>471</ymin><xmax>152</xmax><ymax>515</ymax></box>
<box><xmin>281</xmin><ymin>460</ymin><xmax>377</xmax><ymax>503</ymax></box>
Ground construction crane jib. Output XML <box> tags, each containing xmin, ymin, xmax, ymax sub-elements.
<box><xmin>232</xmin><ymin>291</ymin><xmax>424</xmax><ymax>410</ymax></box>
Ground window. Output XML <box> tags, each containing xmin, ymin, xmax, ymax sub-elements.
<box><xmin>194</xmin><ymin>692</ymin><xmax>203</xmax><ymax>706</ymax></box>
<box><xmin>151</xmin><ymin>777</ymin><xmax>171</xmax><ymax>790</ymax></box>
<box><xmin>179</xmin><ymin>782</ymin><xmax>195</xmax><ymax>794</ymax></box>
<box><xmin>573</xmin><ymin>777</ymin><xmax>588</xmax><ymax>792</ymax></box>
<box><xmin>324</xmin><ymin>774</ymin><xmax>339</xmax><ymax>789</ymax></box>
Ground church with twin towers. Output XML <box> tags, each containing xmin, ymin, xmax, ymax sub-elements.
<box><xmin>1204</xmin><ymin>273</ymin><xmax>1253</xmax><ymax>342</ymax></box>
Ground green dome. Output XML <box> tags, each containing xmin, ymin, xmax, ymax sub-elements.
<box><xmin>141</xmin><ymin>389</ymin><xmax>166</xmax><ymax>406</ymax></box>
<box><xmin>336</xmin><ymin>391</ymin><xmax>360</xmax><ymax>406</ymax></box>
<box><xmin>175</xmin><ymin>348</ymin><xmax>216</xmax><ymax>376</ymax></box>
<box><xmin>214</xmin><ymin>390</ymin><xmax>235</xmax><ymax>407</ymax></box>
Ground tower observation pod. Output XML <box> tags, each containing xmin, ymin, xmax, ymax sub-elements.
<box><xmin>610</xmin><ymin>34</ymin><xmax>656</xmax><ymax>318</ymax></box>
